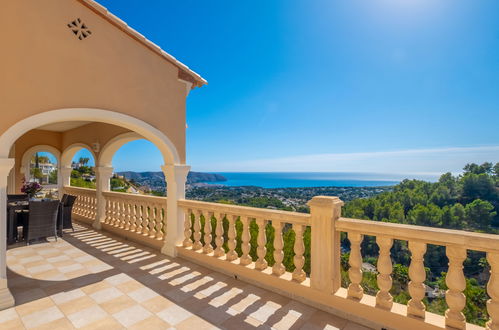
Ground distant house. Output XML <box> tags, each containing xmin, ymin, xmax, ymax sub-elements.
<box><xmin>30</xmin><ymin>161</ymin><xmax>56</xmax><ymax>184</ymax></box>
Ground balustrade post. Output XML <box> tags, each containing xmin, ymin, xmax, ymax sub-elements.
<box><xmin>272</xmin><ymin>221</ymin><xmax>285</xmax><ymax>276</ymax></box>
<box><xmin>161</xmin><ymin>164</ymin><xmax>190</xmax><ymax>257</ymax></box>
<box><xmin>214</xmin><ymin>212</ymin><xmax>225</xmax><ymax>257</ymax></box>
<box><xmin>226</xmin><ymin>215</ymin><xmax>238</xmax><ymax>261</ymax></box>
<box><xmin>0</xmin><ymin>159</ymin><xmax>15</xmax><ymax>309</ymax></box>
<box><xmin>376</xmin><ymin>236</ymin><xmax>393</xmax><ymax>309</ymax></box>
<box><xmin>255</xmin><ymin>218</ymin><xmax>268</xmax><ymax>270</ymax></box>
<box><xmin>292</xmin><ymin>224</ymin><xmax>306</xmax><ymax>282</ymax></box>
<box><xmin>347</xmin><ymin>232</ymin><xmax>364</xmax><ymax>300</ymax></box>
<box><xmin>445</xmin><ymin>245</ymin><xmax>467</xmax><ymax>329</ymax></box>
<box><xmin>203</xmin><ymin>211</ymin><xmax>214</xmax><ymax>254</ymax></box>
<box><xmin>94</xmin><ymin>166</ymin><xmax>114</xmax><ymax>230</ymax></box>
<box><xmin>240</xmin><ymin>216</ymin><xmax>252</xmax><ymax>265</ymax></box>
<box><xmin>308</xmin><ymin>196</ymin><xmax>344</xmax><ymax>293</ymax></box>
<box><xmin>407</xmin><ymin>241</ymin><xmax>427</xmax><ymax>319</ymax></box>
<box><xmin>487</xmin><ymin>251</ymin><xmax>499</xmax><ymax>330</ymax></box>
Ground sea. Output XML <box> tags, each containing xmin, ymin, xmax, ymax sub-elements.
<box><xmin>203</xmin><ymin>172</ymin><xmax>439</xmax><ymax>189</ymax></box>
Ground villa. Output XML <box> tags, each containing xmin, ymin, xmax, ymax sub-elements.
<box><xmin>0</xmin><ymin>1</ymin><xmax>497</xmax><ymax>329</ymax></box>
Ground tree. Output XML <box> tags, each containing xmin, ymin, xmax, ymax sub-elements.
<box><xmin>465</xmin><ymin>199</ymin><xmax>496</xmax><ymax>230</ymax></box>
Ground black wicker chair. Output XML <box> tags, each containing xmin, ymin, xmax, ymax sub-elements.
<box><xmin>25</xmin><ymin>201</ymin><xmax>60</xmax><ymax>244</ymax></box>
<box><xmin>7</xmin><ymin>194</ymin><xmax>29</xmax><ymax>202</ymax></box>
<box><xmin>61</xmin><ymin>195</ymin><xmax>77</xmax><ymax>232</ymax></box>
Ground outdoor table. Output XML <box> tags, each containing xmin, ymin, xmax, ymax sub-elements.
<box><xmin>6</xmin><ymin>200</ymin><xmax>64</xmax><ymax>244</ymax></box>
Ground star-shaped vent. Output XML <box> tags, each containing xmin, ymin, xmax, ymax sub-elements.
<box><xmin>67</xmin><ymin>18</ymin><xmax>92</xmax><ymax>40</ymax></box>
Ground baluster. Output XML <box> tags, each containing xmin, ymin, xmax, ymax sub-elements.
<box><xmin>116</xmin><ymin>200</ymin><xmax>123</xmax><ymax>228</ymax></box>
<box><xmin>130</xmin><ymin>203</ymin><xmax>137</xmax><ymax>232</ymax></box>
<box><xmin>292</xmin><ymin>223</ymin><xmax>306</xmax><ymax>282</ymax></box>
<box><xmin>407</xmin><ymin>241</ymin><xmax>427</xmax><ymax>319</ymax></box>
<box><xmin>226</xmin><ymin>215</ymin><xmax>238</xmax><ymax>261</ymax></box>
<box><xmin>155</xmin><ymin>204</ymin><xmax>164</xmax><ymax>240</ymax></box>
<box><xmin>149</xmin><ymin>204</ymin><xmax>157</xmax><ymax>237</ymax></box>
<box><xmin>203</xmin><ymin>211</ymin><xmax>214</xmax><ymax>254</ymax></box>
<box><xmin>142</xmin><ymin>204</ymin><xmax>150</xmax><ymax>236</ymax></box>
<box><xmin>255</xmin><ymin>218</ymin><xmax>268</xmax><ymax>270</ymax></box>
<box><xmin>182</xmin><ymin>209</ymin><xmax>193</xmax><ymax>247</ymax></box>
<box><xmin>445</xmin><ymin>245</ymin><xmax>467</xmax><ymax>329</ymax></box>
<box><xmin>136</xmin><ymin>204</ymin><xmax>144</xmax><ymax>234</ymax></box>
<box><xmin>272</xmin><ymin>221</ymin><xmax>285</xmax><ymax>276</ymax></box>
<box><xmin>347</xmin><ymin>232</ymin><xmax>364</xmax><ymax>300</ymax></box>
<box><xmin>192</xmin><ymin>210</ymin><xmax>203</xmax><ymax>251</ymax></box>
<box><xmin>104</xmin><ymin>198</ymin><xmax>111</xmax><ymax>224</ymax></box>
<box><xmin>376</xmin><ymin>236</ymin><xmax>393</xmax><ymax>309</ymax></box>
<box><xmin>214</xmin><ymin>212</ymin><xmax>225</xmax><ymax>257</ymax></box>
<box><xmin>240</xmin><ymin>216</ymin><xmax>252</xmax><ymax>265</ymax></box>
<box><xmin>109</xmin><ymin>199</ymin><xmax>115</xmax><ymax>226</ymax></box>
<box><xmin>487</xmin><ymin>251</ymin><xmax>499</xmax><ymax>330</ymax></box>
<box><xmin>124</xmin><ymin>202</ymin><xmax>131</xmax><ymax>230</ymax></box>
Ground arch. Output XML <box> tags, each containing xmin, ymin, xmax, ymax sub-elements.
<box><xmin>61</xmin><ymin>143</ymin><xmax>97</xmax><ymax>168</ymax></box>
<box><xmin>20</xmin><ymin>145</ymin><xmax>61</xmax><ymax>180</ymax></box>
<box><xmin>0</xmin><ymin>108</ymin><xmax>181</xmax><ymax>165</ymax></box>
<box><xmin>98</xmin><ymin>132</ymin><xmax>143</xmax><ymax>167</ymax></box>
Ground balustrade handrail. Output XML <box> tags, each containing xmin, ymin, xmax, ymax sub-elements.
<box><xmin>102</xmin><ymin>190</ymin><xmax>167</xmax><ymax>204</ymax></box>
<box><xmin>337</xmin><ymin>217</ymin><xmax>499</xmax><ymax>253</ymax></box>
<box><xmin>178</xmin><ymin>199</ymin><xmax>310</xmax><ymax>224</ymax></box>
<box><xmin>64</xmin><ymin>185</ymin><xmax>96</xmax><ymax>193</ymax></box>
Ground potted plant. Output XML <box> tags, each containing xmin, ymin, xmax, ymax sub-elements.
<box><xmin>21</xmin><ymin>180</ymin><xmax>42</xmax><ymax>199</ymax></box>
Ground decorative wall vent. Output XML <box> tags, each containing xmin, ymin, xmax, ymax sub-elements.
<box><xmin>67</xmin><ymin>18</ymin><xmax>92</xmax><ymax>40</ymax></box>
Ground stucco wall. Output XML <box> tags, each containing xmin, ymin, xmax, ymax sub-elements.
<box><xmin>0</xmin><ymin>0</ymin><xmax>188</xmax><ymax>162</ymax></box>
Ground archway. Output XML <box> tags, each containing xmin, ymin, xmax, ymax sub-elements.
<box><xmin>20</xmin><ymin>145</ymin><xmax>61</xmax><ymax>198</ymax></box>
<box><xmin>0</xmin><ymin>108</ymin><xmax>180</xmax><ymax>166</ymax></box>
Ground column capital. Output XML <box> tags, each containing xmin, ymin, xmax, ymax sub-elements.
<box><xmin>95</xmin><ymin>166</ymin><xmax>114</xmax><ymax>177</ymax></box>
<box><xmin>0</xmin><ymin>159</ymin><xmax>15</xmax><ymax>175</ymax></box>
<box><xmin>161</xmin><ymin>164</ymin><xmax>190</xmax><ymax>181</ymax></box>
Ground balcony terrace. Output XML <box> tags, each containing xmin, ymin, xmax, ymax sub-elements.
<box><xmin>1</xmin><ymin>1</ymin><xmax>498</xmax><ymax>329</ymax></box>
<box><xmin>3</xmin><ymin>222</ymin><xmax>364</xmax><ymax>330</ymax></box>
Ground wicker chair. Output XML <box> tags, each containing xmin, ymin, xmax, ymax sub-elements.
<box><xmin>7</xmin><ymin>194</ymin><xmax>29</xmax><ymax>202</ymax></box>
<box><xmin>61</xmin><ymin>195</ymin><xmax>77</xmax><ymax>232</ymax></box>
<box><xmin>25</xmin><ymin>201</ymin><xmax>60</xmax><ymax>244</ymax></box>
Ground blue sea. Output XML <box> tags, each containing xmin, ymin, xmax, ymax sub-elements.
<box><xmin>203</xmin><ymin>172</ymin><xmax>438</xmax><ymax>188</ymax></box>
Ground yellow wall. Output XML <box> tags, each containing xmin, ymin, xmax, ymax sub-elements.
<box><xmin>0</xmin><ymin>0</ymin><xmax>193</xmax><ymax>163</ymax></box>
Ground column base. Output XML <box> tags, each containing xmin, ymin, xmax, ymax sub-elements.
<box><xmin>0</xmin><ymin>285</ymin><xmax>15</xmax><ymax>310</ymax></box>
<box><xmin>161</xmin><ymin>243</ymin><xmax>178</xmax><ymax>258</ymax></box>
<box><xmin>92</xmin><ymin>220</ymin><xmax>102</xmax><ymax>230</ymax></box>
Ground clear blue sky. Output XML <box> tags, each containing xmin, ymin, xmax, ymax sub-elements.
<box><xmin>79</xmin><ymin>0</ymin><xmax>499</xmax><ymax>175</ymax></box>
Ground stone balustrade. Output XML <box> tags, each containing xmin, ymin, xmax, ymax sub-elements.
<box><xmin>101</xmin><ymin>191</ymin><xmax>167</xmax><ymax>250</ymax></box>
<box><xmin>177</xmin><ymin>197</ymin><xmax>499</xmax><ymax>330</ymax></box>
<box><xmin>63</xmin><ymin>186</ymin><xmax>97</xmax><ymax>225</ymax></box>
<box><xmin>65</xmin><ymin>191</ymin><xmax>498</xmax><ymax>329</ymax></box>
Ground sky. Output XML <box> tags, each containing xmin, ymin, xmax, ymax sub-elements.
<box><xmin>74</xmin><ymin>0</ymin><xmax>499</xmax><ymax>175</ymax></box>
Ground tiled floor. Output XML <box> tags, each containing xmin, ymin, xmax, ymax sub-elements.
<box><xmin>1</xmin><ymin>223</ymin><xmax>370</xmax><ymax>329</ymax></box>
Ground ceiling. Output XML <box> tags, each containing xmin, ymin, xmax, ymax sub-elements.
<box><xmin>37</xmin><ymin>121</ymin><xmax>92</xmax><ymax>132</ymax></box>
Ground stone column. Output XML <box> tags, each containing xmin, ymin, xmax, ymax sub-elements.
<box><xmin>0</xmin><ymin>158</ymin><xmax>15</xmax><ymax>310</ymax></box>
<box><xmin>94</xmin><ymin>166</ymin><xmax>114</xmax><ymax>230</ymax></box>
<box><xmin>308</xmin><ymin>196</ymin><xmax>344</xmax><ymax>293</ymax></box>
<box><xmin>59</xmin><ymin>165</ymin><xmax>73</xmax><ymax>194</ymax></box>
<box><xmin>161</xmin><ymin>164</ymin><xmax>190</xmax><ymax>257</ymax></box>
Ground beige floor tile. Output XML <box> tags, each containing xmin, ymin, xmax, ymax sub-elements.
<box><xmin>57</xmin><ymin>296</ymin><xmax>96</xmax><ymax>315</ymax></box>
<box><xmin>66</xmin><ymin>305</ymin><xmax>108</xmax><ymax>328</ymax></box>
<box><xmin>115</xmin><ymin>279</ymin><xmax>143</xmax><ymax>293</ymax></box>
<box><xmin>140</xmin><ymin>295</ymin><xmax>174</xmax><ymax>313</ymax></box>
<box><xmin>127</xmin><ymin>315</ymin><xmax>171</xmax><ymax>330</ymax></box>
<box><xmin>16</xmin><ymin>297</ymin><xmax>54</xmax><ymax>317</ymax></box>
<box><xmin>51</xmin><ymin>288</ymin><xmax>85</xmax><ymax>305</ymax></box>
<box><xmin>112</xmin><ymin>304</ymin><xmax>152</xmax><ymax>327</ymax></box>
<box><xmin>127</xmin><ymin>286</ymin><xmax>158</xmax><ymax>303</ymax></box>
<box><xmin>30</xmin><ymin>317</ymin><xmax>75</xmax><ymax>330</ymax></box>
<box><xmin>20</xmin><ymin>305</ymin><xmax>64</xmax><ymax>329</ymax></box>
<box><xmin>0</xmin><ymin>308</ymin><xmax>20</xmax><ymax>324</ymax></box>
<box><xmin>89</xmin><ymin>286</ymin><xmax>124</xmax><ymax>304</ymax></box>
<box><xmin>0</xmin><ymin>317</ymin><xmax>25</xmax><ymax>330</ymax></box>
<box><xmin>175</xmin><ymin>315</ymin><xmax>219</xmax><ymax>330</ymax></box>
<box><xmin>80</xmin><ymin>281</ymin><xmax>111</xmax><ymax>295</ymax></box>
<box><xmin>156</xmin><ymin>305</ymin><xmax>193</xmax><ymax>326</ymax></box>
<box><xmin>79</xmin><ymin>316</ymin><xmax>123</xmax><ymax>330</ymax></box>
<box><xmin>99</xmin><ymin>294</ymin><xmax>137</xmax><ymax>314</ymax></box>
<box><xmin>343</xmin><ymin>322</ymin><xmax>372</xmax><ymax>330</ymax></box>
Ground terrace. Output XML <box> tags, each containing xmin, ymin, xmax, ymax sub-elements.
<box><xmin>0</xmin><ymin>0</ymin><xmax>498</xmax><ymax>329</ymax></box>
